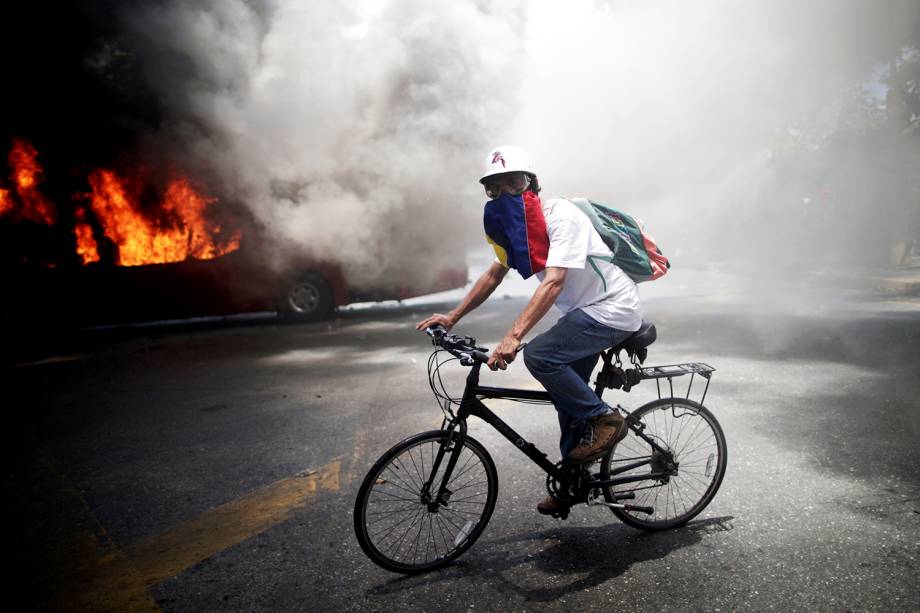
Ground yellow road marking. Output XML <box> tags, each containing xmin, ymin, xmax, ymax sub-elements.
<box><xmin>29</xmin><ymin>450</ymin><xmax>347</xmax><ymax>611</ymax></box>
<box><xmin>345</xmin><ymin>428</ymin><xmax>370</xmax><ymax>486</ymax></box>
<box><xmin>19</xmin><ymin>439</ymin><xmax>158</xmax><ymax>612</ymax></box>
<box><xmin>125</xmin><ymin>459</ymin><xmax>342</xmax><ymax>587</ymax></box>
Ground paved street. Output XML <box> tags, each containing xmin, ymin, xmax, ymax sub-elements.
<box><xmin>7</xmin><ymin>267</ymin><xmax>920</xmax><ymax>612</ymax></box>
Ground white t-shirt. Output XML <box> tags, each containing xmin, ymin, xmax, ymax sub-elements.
<box><xmin>534</xmin><ymin>197</ymin><xmax>643</xmax><ymax>331</ymax></box>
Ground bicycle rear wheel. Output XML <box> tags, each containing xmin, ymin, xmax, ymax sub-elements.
<box><xmin>353</xmin><ymin>430</ymin><xmax>498</xmax><ymax>573</ymax></box>
<box><xmin>600</xmin><ymin>398</ymin><xmax>726</xmax><ymax>531</ymax></box>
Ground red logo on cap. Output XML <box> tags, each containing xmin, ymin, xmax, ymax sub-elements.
<box><xmin>491</xmin><ymin>152</ymin><xmax>506</xmax><ymax>168</ymax></box>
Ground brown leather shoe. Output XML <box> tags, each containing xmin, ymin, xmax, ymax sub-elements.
<box><xmin>567</xmin><ymin>412</ymin><xmax>628</xmax><ymax>463</ymax></box>
<box><xmin>536</xmin><ymin>495</ymin><xmax>570</xmax><ymax>515</ymax></box>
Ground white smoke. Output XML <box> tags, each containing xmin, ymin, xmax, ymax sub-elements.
<box><xmin>120</xmin><ymin>0</ymin><xmax>528</xmax><ymax>287</ymax></box>
<box><xmin>514</xmin><ymin>0</ymin><xmax>919</xmax><ymax>274</ymax></box>
<box><xmin>115</xmin><ymin>0</ymin><xmax>918</xmax><ymax>294</ymax></box>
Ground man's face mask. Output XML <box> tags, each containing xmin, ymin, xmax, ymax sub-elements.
<box><xmin>482</xmin><ymin>172</ymin><xmax>531</xmax><ymax>200</ymax></box>
<box><xmin>482</xmin><ymin>186</ymin><xmax>549</xmax><ymax>279</ymax></box>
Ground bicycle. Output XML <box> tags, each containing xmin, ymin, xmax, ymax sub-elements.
<box><xmin>353</xmin><ymin>323</ymin><xmax>727</xmax><ymax>573</ymax></box>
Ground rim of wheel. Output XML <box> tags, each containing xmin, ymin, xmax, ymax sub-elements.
<box><xmin>289</xmin><ymin>282</ymin><xmax>320</xmax><ymax>313</ymax></box>
<box><xmin>356</xmin><ymin>434</ymin><xmax>496</xmax><ymax>572</ymax></box>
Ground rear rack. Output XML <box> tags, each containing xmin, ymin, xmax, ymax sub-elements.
<box><xmin>638</xmin><ymin>362</ymin><xmax>715</xmax><ymax>379</ymax></box>
<box><xmin>639</xmin><ymin>362</ymin><xmax>715</xmax><ymax>406</ymax></box>
<box><xmin>595</xmin><ymin>359</ymin><xmax>716</xmax><ymax>406</ymax></box>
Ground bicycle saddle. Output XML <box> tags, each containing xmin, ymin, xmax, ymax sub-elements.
<box><xmin>610</xmin><ymin>321</ymin><xmax>656</xmax><ymax>363</ymax></box>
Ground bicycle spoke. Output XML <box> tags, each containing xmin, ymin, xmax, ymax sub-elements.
<box><xmin>419</xmin><ymin>445</ymin><xmax>427</xmax><ymax>493</ymax></box>
<box><xmin>442</xmin><ymin>506</ymin><xmax>485</xmax><ymax>518</ymax></box>
<box><xmin>448</xmin><ymin>452</ymin><xmax>481</xmax><ymax>485</ymax></box>
<box><xmin>394</xmin><ymin>511</ymin><xmax>426</xmax><ymax>562</ymax></box>
<box><xmin>381</xmin><ymin>464</ymin><xmax>424</xmax><ymax>498</ymax></box>
<box><xmin>447</xmin><ymin>493</ymin><xmax>488</xmax><ymax>504</ymax></box>
<box><xmin>447</xmin><ymin>468</ymin><xmax>485</xmax><ymax>493</ymax></box>
<box><xmin>663</xmin><ymin>406</ymin><xmax>675</xmax><ymax>449</ymax></box>
<box><xmin>675</xmin><ymin>469</ymin><xmax>713</xmax><ymax>491</ymax></box>
<box><xmin>447</xmin><ymin>478</ymin><xmax>488</xmax><ymax>494</ymax></box>
<box><xmin>435</xmin><ymin>512</ymin><xmax>466</xmax><ymax>543</ymax></box>
<box><xmin>674</xmin><ymin>481</ymin><xmax>693</xmax><ymax>513</ymax></box>
<box><xmin>365</xmin><ymin>503</ymin><xmax>421</xmax><ymax>520</ymax></box>
<box><xmin>670</xmin><ymin>406</ymin><xmax>699</xmax><ymax>449</ymax></box>
<box><xmin>674</xmin><ymin>418</ymin><xmax>709</xmax><ymax>458</ymax></box>
<box><xmin>425</xmin><ymin>515</ymin><xmax>434</xmax><ymax>562</ymax></box>
<box><xmin>369</xmin><ymin>504</ymin><xmax>422</xmax><ymax>539</ymax></box>
<box><xmin>433</xmin><ymin>513</ymin><xmax>452</xmax><ymax>556</ymax></box>
<box><xmin>406</xmin><ymin>446</ymin><xmax>426</xmax><ymax>488</ymax></box>
<box><xmin>379</xmin><ymin>506</ymin><xmax>425</xmax><ymax>553</ymax></box>
<box><xmin>409</xmin><ymin>512</ymin><xmax>426</xmax><ymax>565</ymax></box>
<box><xmin>368</xmin><ymin>488</ymin><xmax>419</xmax><ymax>503</ymax></box>
<box><xmin>370</xmin><ymin>505</ymin><xmax>424</xmax><ymax>542</ymax></box>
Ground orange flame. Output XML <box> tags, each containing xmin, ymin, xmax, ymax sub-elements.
<box><xmin>86</xmin><ymin>168</ymin><xmax>240</xmax><ymax>266</ymax></box>
<box><xmin>0</xmin><ymin>189</ymin><xmax>12</xmax><ymax>216</ymax></box>
<box><xmin>73</xmin><ymin>208</ymin><xmax>100</xmax><ymax>265</ymax></box>
<box><xmin>7</xmin><ymin>138</ymin><xmax>56</xmax><ymax>224</ymax></box>
<box><xmin>1</xmin><ymin>138</ymin><xmax>240</xmax><ymax>267</ymax></box>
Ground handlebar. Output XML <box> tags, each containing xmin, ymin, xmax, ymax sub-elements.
<box><xmin>425</xmin><ymin>326</ymin><xmax>491</xmax><ymax>364</ymax></box>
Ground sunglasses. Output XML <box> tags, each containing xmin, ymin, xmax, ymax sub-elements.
<box><xmin>483</xmin><ymin>173</ymin><xmax>531</xmax><ymax>199</ymax></box>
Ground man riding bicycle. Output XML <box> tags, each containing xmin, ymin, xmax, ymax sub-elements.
<box><xmin>416</xmin><ymin>145</ymin><xmax>643</xmax><ymax>516</ymax></box>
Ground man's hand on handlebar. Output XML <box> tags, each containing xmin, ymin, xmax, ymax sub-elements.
<box><xmin>415</xmin><ymin>312</ymin><xmax>456</xmax><ymax>332</ymax></box>
<box><xmin>487</xmin><ymin>334</ymin><xmax>522</xmax><ymax>371</ymax></box>
<box><xmin>421</xmin><ymin>325</ymin><xmax>525</xmax><ymax>368</ymax></box>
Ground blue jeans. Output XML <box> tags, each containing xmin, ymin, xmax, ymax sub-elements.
<box><xmin>523</xmin><ymin>308</ymin><xmax>634</xmax><ymax>459</ymax></box>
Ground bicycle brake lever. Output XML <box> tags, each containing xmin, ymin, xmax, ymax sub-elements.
<box><xmin>425</xmin><ymin>326</ymin><xmax>448</xmax><ymax>344</ymax></box>
<box><xmin>460</xmin><ymin>350</ymin><xmax>490</xmax><ymax>364</ymax></box>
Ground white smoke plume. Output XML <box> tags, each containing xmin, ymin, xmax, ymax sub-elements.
<box><xmin>118</xmin><ymin>0</ymin><xmax>528</xmax><ymax>288</ymax></box>
<box><xmin>514</xmin><ymin>0</ymin><xmax>920</xmax><ymax>276</ymax></box>
<box><xmin>111</xmin><ymin>0</ymin><xmax>918</xmax><ymax>295</ymax></box>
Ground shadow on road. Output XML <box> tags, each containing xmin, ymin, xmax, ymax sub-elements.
<box><xmin>368</xmin><ymin>515</ymin><xmax>734</xmax><ymax>602</ymax></box>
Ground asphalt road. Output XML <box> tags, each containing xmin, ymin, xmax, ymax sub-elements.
<box><xmin>7</xmin><ymin>267</ymin><xmax>920</xmax><ymax>612</ymax></box>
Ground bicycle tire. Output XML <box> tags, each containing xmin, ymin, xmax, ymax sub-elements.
<box><xmin>600</xmin><ymin>397</ymin><xmax>727</xmax><ymax>531</ymax></box>
<box><xmin>353</xmin><ymin>430</ymin><xmax>498</xmax><ymax>573</ymax></box>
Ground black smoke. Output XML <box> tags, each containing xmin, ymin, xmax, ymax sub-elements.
<box><xmin>2</xmin><ymin>2</ymin><xmax>162</xmax><ymax>177</ymax></box>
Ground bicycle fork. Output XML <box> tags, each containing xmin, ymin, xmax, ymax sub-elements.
<box><xmin>420</xmin><ymin>364</ymin><xmax>487</xmax><ymax>512</ymax></box>
<box><xmin>417</xmin><ymin>418</ymin><xmax>466</xmax><ymax>512</ymax></box>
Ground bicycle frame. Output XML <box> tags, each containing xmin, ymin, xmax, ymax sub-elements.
<box><xmin>420</xmin><ymin>360</ymin><xmax>675</xmax><ymax>507</ymax></box>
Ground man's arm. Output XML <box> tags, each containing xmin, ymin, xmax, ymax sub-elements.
<box><xmin>415</xmin><ymin>261</ymin><xmax>509</xmax><ymax>331</ymax></box>
<box><xmin>487</xmin><ymin>266</ymin><xmax>566</xmax><ymax>370</ymax></box>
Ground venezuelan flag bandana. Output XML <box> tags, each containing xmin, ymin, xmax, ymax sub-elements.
<box><xmin>483</xmin><ymin>191</ymin><xmax>549</xmax><ymax>279</ymax></box>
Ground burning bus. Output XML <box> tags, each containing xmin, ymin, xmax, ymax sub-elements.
<box><xmin>0</xmin><ymin>138</ymin><xmax>468</xmax><ymax>327</ymax></box>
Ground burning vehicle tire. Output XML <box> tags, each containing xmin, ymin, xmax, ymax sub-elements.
<box><xmin>278</xmin><ymin>271</ymin><xmax>335</xmax><ymax>321</ymax></box>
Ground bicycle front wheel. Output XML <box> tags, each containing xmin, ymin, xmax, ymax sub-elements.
<box><xmin>353</xmin><ymin>430</ymin><xmax>498</xmax><ymax>573</ymax></box>
<box><xmin>600</xmin><ymin>398</ymin><xmax>727</xmax><ymax>531</ymax></box>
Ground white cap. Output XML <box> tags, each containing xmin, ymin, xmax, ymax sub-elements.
<box><xmin>479</xmin><ymin>145</ymin><xmax>535</xmax><ymax>183</ymax></box>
